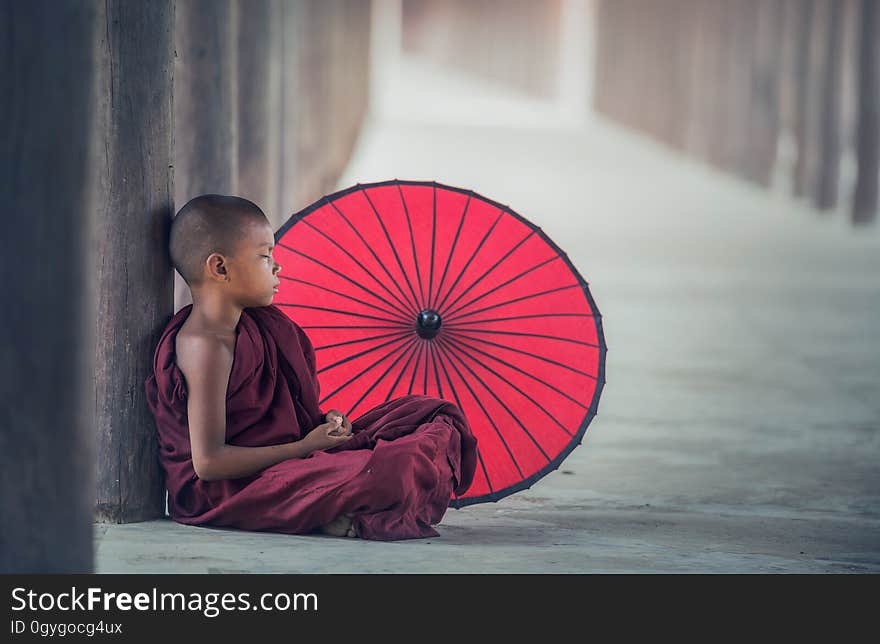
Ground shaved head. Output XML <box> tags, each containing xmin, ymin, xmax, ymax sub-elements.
<box><xmin>170</xmin><ymin>194</ymin><xmax>269</xmax><ymax>287</ymax></box>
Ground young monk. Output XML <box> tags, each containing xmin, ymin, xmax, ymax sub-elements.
<box><xmin>144</xmin><ymin>194</ymin><xmax>478</xmax><ymax>541</ymax></box>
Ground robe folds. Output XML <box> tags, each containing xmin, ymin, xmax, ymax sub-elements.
<box><xmin>144</xmin><ymin>304</ymin><xmax>477</xmax><ymax>541</ymax></box>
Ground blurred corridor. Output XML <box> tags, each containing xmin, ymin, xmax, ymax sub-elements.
<box><xmin>329</xmin><ymin>0</ymin><xmax>880</xmax><ymax>571</ymax></box>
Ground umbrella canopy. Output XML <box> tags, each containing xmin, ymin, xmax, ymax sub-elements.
<box><xmin>274</xmin><ymin>179</ymin><xmax>606</xmax><ymax>507</ymax></box>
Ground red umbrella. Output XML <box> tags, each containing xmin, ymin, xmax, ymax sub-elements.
<box><xmin>274</xmin><ymin>180</ymin><xmax>606</xmax><ymax>507</ymax></box>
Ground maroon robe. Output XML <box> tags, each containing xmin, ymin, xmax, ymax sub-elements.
<box><xmin>144</xmin><ymin>304</ymin><xmax>477</xmax><ymax>541</ymax></box>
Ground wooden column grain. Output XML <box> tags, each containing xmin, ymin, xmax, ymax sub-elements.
<box><xmin>92</xmin><ymin>0</ymin><xmax>174</xmax><ymax>524</ymax></box>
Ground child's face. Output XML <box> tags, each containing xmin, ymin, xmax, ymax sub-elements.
<box><xmin>225</xmin><ymin>221</ymin><xmax>281</xmax><ymax>307</ymax></box>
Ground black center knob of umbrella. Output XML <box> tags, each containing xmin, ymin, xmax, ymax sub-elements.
<box><xmin>416</xmin><ymin>309</ymin><xmax>442</xmax><ymax>339</ymax></box>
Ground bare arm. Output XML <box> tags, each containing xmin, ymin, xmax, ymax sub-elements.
<box><xmin>177</xmin><ymin>333</ymin><xmax>314</xmax><ymax>482</ymax></box>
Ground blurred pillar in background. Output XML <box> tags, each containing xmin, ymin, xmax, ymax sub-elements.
<box><xmin>791</xmin><ymin>0</ymin><xmax>816</xmax><ymax>198</ymax></box>
<box><xmin>815</xmin><ymin>1</ymin><xmax>844</xmax><ymax>210</ymax></box>
<box><xmin>748</xmin><ymin>0</ymin><xmax>785</xmax><ymax>187</ymax></box>
<box><xmin>173</xmin><ymin>0</ymin><xmax>239</xmax><ymax>313</ymax></box>
<box><xmin>175</xmin><ymin>0</ymin><xmax>372</xmax><ymax>310</ymax></box>
<box><xmin>793</xmin><ymin>0</ymin><xmax>844</xmax><ymax>212</ymax></box>
<box><xmin>279</xmin><ymin>0</ymin><xmax>372</xmax><ymax>218</ymax></box>
<box><xmin>593</xmin><ymin>0</ymin><xmax>878</xmax><ymax>227</ymax></box>
<box><xmin>92</xmin><ymin>1</ymin><xmax>174</xmax><ymax>523</ymax></box>
<box><xmin>854</xmin><ymin>0</ymin><xmax>879</xmax><ymax>223</ymax></box>
<box><xmin>1</xmin><ymin>0</ymin><xmax>96</xmax><ymax>572</ymax></box>
<box><xmin>401</xmin><ymin>0</ymin><xmax>561</xmax><ymax>98</ymax></box>
<box><xmin>237</xmin><ymin>0</ymin><xmax>284</xmax><ymax>229</ymax></box>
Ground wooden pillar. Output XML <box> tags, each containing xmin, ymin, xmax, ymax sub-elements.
<box><xmin>291</xmin><ymin>0</ymin><xmax>331</xmax><ymax>208</ymax></box>
<box><xmin>277</xmin><ymin>0</ymin><xmax>372</xmax><ymax>218</ymax></box>
<box><xmin>853</xmin><ymin>0</ymin><xmax>879</xmax><ymax>223</ymax></box>
<box><xmin>815</xmin><ymin>0</ymin><xmax>845</xmax><ymax>210</ymax></box>
<box><xmin>592</xmin><ymin>0</ymin><xmax>612</xmax><ymax>116</ymax></box>
<box><xmin>236</xmin><ymin>0</ymin><xmax>284</xmax><ymax>229</ymax></box>
<box><xmin>685</xmin><ymin>0</ymin><xmax>720</xmax><ymax>162</ymax></box>
<box><xmin>793</xmin><ymin>0</ymin><xmax>819</xmax><ymax>198</ymax></box>
<box><xmin>709</xmin><ymin>0</ymin><xmax>735</xmax><ymax>170</ymax></box>
<box><xmin>0</xmin><ymin>0</ymin><xmax>96</xmax><ymax>572</ymax></box>
<box><xmin>747</xmin><ymin>0</ymin><xmax>785</xmax><ymax>188</ymax></box>
<box><xmin>173</xmin><ymin>0</ymin><xmax>238</xmax><ymax>313</ymax></box>
<box><xmin>278</xmin><ymin>0</ymin><xmax>304</xmax><ymax>218</ymax></box>
<box><xmin>732</xmin><ymin>1</ymin><xmax>758</xmax><ymax>179</ymax></box>
<box><xmin>93</xmin><ymin>1</ymin><xmax>175</xmax><ymax>523</ymax></box>
<box><xmin>666</xmin><ymin>0</ymin><xmax>692</xmax><ymax>151</ymax></box>
<box><xmin>777</xmin><ymin>0</ymin><xmax>803</xmax><ymax>191</ymax></box>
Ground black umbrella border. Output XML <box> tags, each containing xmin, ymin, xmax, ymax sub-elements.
<box><xmin>276</xmin><ymin>178</ymin><xmax>608</xmax><ymax>508</ymax></box>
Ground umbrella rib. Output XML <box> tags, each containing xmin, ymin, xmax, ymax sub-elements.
<box><xmin>431</xmin><ymin>192</ymin><xmax>472</xmax><ymax>311</ymax></box>
<box><xmin>319</xmin><ymin>334</ymin><xmax>416</xmax><ymax>407</ymax></box>
<box><xmin>396</xmin><ymin>183</ymin><xmax>426</xmax><ymax>307</ymax></box>
<box><xmin>428</xmin><ymin>185</ymin><xmax>437</xmax><ymax>310</ymax></box>
<box><xmin>360</xmin><ymin>187</ymin><xmax>423</xmax><ymax>311</ymax></box>
<box><xmin>437</xmin><ymin>337</ymin><xmax>554</xmax><ymax>461</ymax></box>
<box><xmin>444</xmin><ymin>255</ymin><xmax>559</xmax><ymax>321</ymax></box>
<box><xmin>434</xmin><ymin>209</ymin><xmax>504</xmax><ymax>314</ymax></box>
<box><xmin>407</xmin><ymin>340</ymin><xmax>426</xmax><ymax>395</ymax></box>
<box><xmin>444</xmin><ymin>284</ymin><xmax>581</xmax><ymax>325</ymax></box>
<box><xmin>445</xmin><ymin>327</ymin><xmax>598</xmax><ymax>381</ymax></box>
<box><xmin>297</xmin><ymin>218</ymin><xmax>415</xmax><ymax>319</ymax></box>
<box><xmin>434</xmin><ymin>338</ymin><xmax>525</xmax><ymax>478</ymax></box>
<box><xmin>343</xmin><ymin>336</ymin><xmax>420</xmax><ymax>419</ymax></box>
<box><xmin>384</xmin><ymin>340</ymin><xmax>423</xmax><ymax>403</ymax></box>
<box><xmin>279</xmin><ymin>275</ymin><xmax>412</xmax><ymax>321</ymax></box>
<box><xmin>432</xmin><ymin>340</ymin><xmax>494</xmax><ymax>498</ymax></box>
<box><xmin>278</xmin><ymin>302</ymin><xmax>409</xmax><ymax>327</ymax></box>
<box><xmin>443</xmin><ymin>330</ymin><xmax>589</xmax><ymax>416</ymax></box>
<box><xmin>302</xmin><ymin>324</ymin><xmax>409</xmax><ymax>330</ymax></box>
<box><xmin>422</xmin><ymin>334</ymin><xmax>430</xmax><ymax>395</ymax></box>
<box><xmin>280</xmin><ymin>244</ymin><xmax>413</xmax><ymax>319</ymax></box>
<box><xmin>445</xmin><ymin>332</ymin><xmax>578</xmax><ymax>433</ymax></box>
<box><xmin>317</xmin><ymin>332</ymin><xmax>417</xmax><ymax>374</ymax></box>
<box><xmin>316</xmin><ymin>329</ymin><xmax>415</xmax><ymax>351</ymax></box>
<box><xmin>322</xmin><ymin>196</ymin><xmax>418</xmax><ymax>316</ymax></box>
<box><xmin>441</xmin><ymin>230</ymin><xmax>536</xmax><ymax>319</ymax></box>
<box><xmin>445</xmin><ymin>312</ymin><xmax>594</xmax><ymax>326</ymax></box>
<box><xmin>428</xmin><ymin>338</ymin><xmax>443</xmax><ymax>399</ymax></box>
<box><xmin>447</xmin><ymin>326</ymin><xmax>600</xmax><ymax>348</ymax></box>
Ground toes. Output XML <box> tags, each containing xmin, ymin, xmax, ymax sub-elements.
<box><xmin>320</xmin><ymin>516</ymin><xmax>349</xmax><ymax>537</ymax></box>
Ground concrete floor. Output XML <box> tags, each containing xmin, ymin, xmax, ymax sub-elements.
<box><xmin>95</xmin><ymin>57</ymin><xmax>880</xmax><ymax>574</ymax></box>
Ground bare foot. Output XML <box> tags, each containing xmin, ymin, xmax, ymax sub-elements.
<box><xmin>319</xmin><ymin>514</ymin><xmax>358</xmax><ymax>538</ymax></box>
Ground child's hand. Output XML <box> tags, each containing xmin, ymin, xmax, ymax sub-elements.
<box><xmin>302</xmin><ymin>420</ymin><xmax>353</xmax><ymax>453</ymax></box>
<box><xmin>324</xmin><ymin>409</ymin><xmax>352</xmax><ymax>435</ymax></box>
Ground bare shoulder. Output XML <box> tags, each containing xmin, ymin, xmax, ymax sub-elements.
<box><xmin>174</xmin><ymin>324</ymin><xmax>235</xmax><ymax>392</ymax></box>
<box><xmin>174</xmin><ymin>322</ymin><xmax>237</xmax><ymax>474</ymax></box>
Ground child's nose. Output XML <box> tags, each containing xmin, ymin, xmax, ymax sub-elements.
<box><xmin>273</xmin><ymin>262</ymin><xmax>281</xmax><ymax>274</ymax></box>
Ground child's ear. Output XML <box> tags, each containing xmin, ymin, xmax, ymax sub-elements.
<box><xmin>206</xmin><ymin>253</ymin><xmax>228</xmax><ymax>279</ymax></box>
